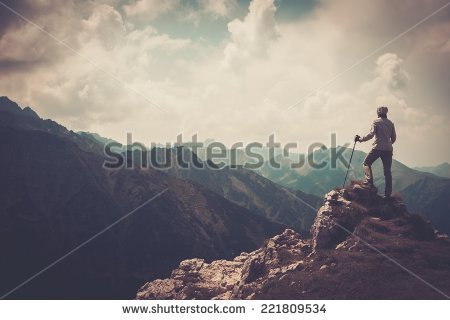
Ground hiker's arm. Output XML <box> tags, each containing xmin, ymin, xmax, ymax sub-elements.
<box><xmin>391</xmin><ymin>123</ymin><xmax>397</xmax><ymax>144</ymax></box>
<box><xmin>360</xmin><ymin>123</ymin><xmax>375</xmax><ymax>142</ymax></box>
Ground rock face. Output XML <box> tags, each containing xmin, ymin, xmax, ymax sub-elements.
<box><xmin>311</xmin><ymin>185</ymin><xmax>411</xmax><ymax>250</ymax></box>
<box><xmin>137</xmin><ymin>182</ymin><xmax>450</xmax><ymax>300</ymax></box>
<box><xmin>137</xmin><ymin>229</ymin><xmax>310</xmax><ymax>300</ymax></box>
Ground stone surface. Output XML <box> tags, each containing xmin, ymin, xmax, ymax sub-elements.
<box><xmin>136</xmin><ymin>228</ymin><xmax>309</xmax><ymax>299</ymax></box>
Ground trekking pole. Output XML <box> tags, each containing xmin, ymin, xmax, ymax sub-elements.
<box><xmin>342</xmin><ymin>141</ymin><xmax>357</xmax><ymax>189</ymax></box>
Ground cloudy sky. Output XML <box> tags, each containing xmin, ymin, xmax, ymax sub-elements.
<box><xmin>0</xmin><ymin>0</ymin><xmax>449</xmax><ymax>166</ymax></box>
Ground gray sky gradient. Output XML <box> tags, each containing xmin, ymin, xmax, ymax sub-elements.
<box><xmin>0</xmin><ymin>0</ymin><xmax>449</xmax><ymax>167</ymax></box>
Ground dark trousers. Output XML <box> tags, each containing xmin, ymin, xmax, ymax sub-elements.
<box><xmin>363</xmin><ymin>149</ymin><xmax>393</xmax><ymax>196</ymax></box>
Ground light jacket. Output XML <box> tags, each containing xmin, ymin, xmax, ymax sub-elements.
<box><xmin>360</xmin><ymin>117</ymin><xmax>396</xmax><ymax>151</ymax></box>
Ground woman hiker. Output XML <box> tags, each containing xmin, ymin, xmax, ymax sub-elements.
<box><xmin>355</xmin><ymin>106</ymin><xmax>396</xmax><ymax>198</ymax></box>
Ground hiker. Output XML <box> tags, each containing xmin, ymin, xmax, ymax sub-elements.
<box><xmin>354</xmin><ymin>106</ymin><xmax>396</xmax><ymax>198</ymax></box>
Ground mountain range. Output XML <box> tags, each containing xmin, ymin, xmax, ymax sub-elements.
<box><xmin>82</xmin><ymin>131</ymin><xmax>450</xmax><ymax>235</ymax></box>
<box><xmin>0</xmin><ymin>96</ymin><xmax>317</xmax><ymax>299</ymax></box>
<box><xmin>415</xmin><ymin>163</ymin><xmax>450</xmax><ymax>178</ymax></box>
<box><xmin>1</xmin><ymin>96</ymin><xmax>449</xmax><ymax>299</ymax></box>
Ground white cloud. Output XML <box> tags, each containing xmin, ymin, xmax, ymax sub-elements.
<box><xmin>223</xmin><ymin>0</ymin><xmax>278</xmax><ymax>69</ymax></box>
<box><xmin>1</xmin><ymin>0</ymin><xmax>449</xmax><ymax>166</ymax></box>
<box><xmin>82</xmin><ymin>4</ymin><xmax>124</xmax><ymax>49</ymax></box>
<box><xmin>374</xmin><ymin>53</ymin><xmax>410</xmax><ymax>92</ymax></box>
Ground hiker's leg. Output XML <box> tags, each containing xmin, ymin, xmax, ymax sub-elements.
<box><xmin>381</xmin><ymin>151</ymin><xmax>393</xmax><ymax>197</ymax></box>
<box><xmin>363</xmin><ymin>149</ymin><xmax>380</xmax><ymax>185</ymax></box>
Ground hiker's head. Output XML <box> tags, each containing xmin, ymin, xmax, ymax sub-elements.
<box><xmin>377</xmin><ymin>106</ymin><xmax>388</xmax><ymax>118</ymax></box>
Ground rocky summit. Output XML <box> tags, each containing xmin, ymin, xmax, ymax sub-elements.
<box><xmin>136</xmin><ymin>182</ymin><xmax>450</xmax><ymax>300</ymax></box>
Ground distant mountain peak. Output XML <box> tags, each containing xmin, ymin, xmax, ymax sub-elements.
<box><xmin>22</xmin><ymin>106</ymin><xmax>40</xmax><ymax>118</ymax></box>
<box><xmin>0</xmin><ymin>96</ymin><xmax>21</xmax><ymax>114</ymax></box>
<box><xmin>77</xmin><ymin>131</ymin><xmax>120</xmax><ymax>146</ymax></box>
<box><xmin>414</xmin><ymin>162</ymin><xmax>450</xmax><ymax>179</ymax></box>
<box><xmin>0</xmin><ymin>96</ymin><xmax>40</xmax><ymax>119</ymax></box>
